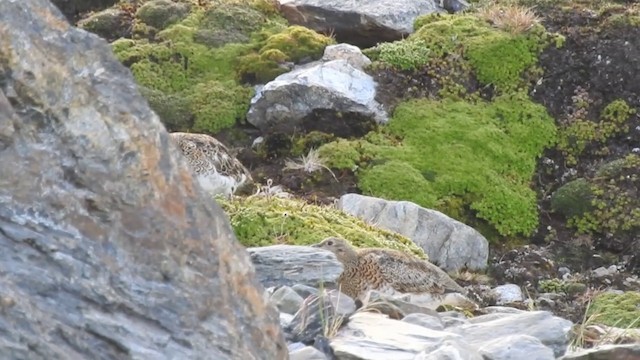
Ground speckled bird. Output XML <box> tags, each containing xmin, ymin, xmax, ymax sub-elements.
<box><xmin>311</xmin><ymin>237</ymin><xmax>466</xmax><ymax>302</ymax></box>
<box><xmin>169</xmin><ymin>132</ymin><xmax>252</xmax><ymax>198</ymax></box>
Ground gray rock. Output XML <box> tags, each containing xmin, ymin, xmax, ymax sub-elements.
<box><xmin>246</xmin><ymin>59</ymin><xmax>388</xmax><ymax>135</ymax></box>
<box><xmin>322</xmin><ymin>43</ymin><xmax>372</xmax><ymax>70</ymax></box>
<box><xmin>331</xmin><ymin>312</ymin><xmax>465</xmax><ymax>360</ymax></box>
<box><xmin>287</xmin><ymin>289</ymin><xmax>355</xmax><ymax>344</ymax></box>
<box><xmin>292</xmin><ymin>284</ymin><xmax>320</xmax><ymax>299</ymax></box>
<box><xmin>290</xmin><ymin>346</ymin><xmax>329</xmax><ymax>360</ymax></box>
<box><xmin>271</xmin><ymin>286</ymin><xmax>305</xmax><ymax>314</ymax></box>
<box><xmin>451</xmin><ymin>311</ymin><xmax>573</xmax><ymax>357</ymax></box>
<box><xmin>280</xmin><ymin>313</ymin><xmax>295</xmax><ymax>328</ymax></box>
<box><xmin>276</xmin><ymin>0</ymin><xmax>443</xmax><ymax>47</ymax></box>
<box><xmin>248</xmin><ymin>245</ymin><xmax>343</xmax><ymax>288</ymax></box>
<box><xmin>493</xmin><ymin>284</ymin><xmax>524</xmax><ymax>304</ymax></box>
<box><xmin>478</xmin><ymin>334</ymin><xmax>555</xmax><ymax>360</ymax></box>
<box><xmin>0</xmin><ymin>1</ymin><xmax>287</xmax><ymax>359</ymax></box>
<box><xmin>415</xmin><ymin>338</ymin><xmax>483</xmax><ymax>360</ymax></box>
<box><xmin>368</xmin><ymin>290</ymin><xmax>441</xmax><ymax>317</ymax></box>
<box><xmin>338</xmin><ymin>194</ymin><xmax>489</xmax><ymax>272</ymax></box>
<box><xmin>559</xmin><ymin>343</ymin><xmax>640</xmax><ymax>360</ymax></box>
<box><xmin>402</xmin><ymin>313</ymin><xmax>445</xmax><ymax>331</ymax></box>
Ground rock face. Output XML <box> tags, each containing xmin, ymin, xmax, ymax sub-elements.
<box><xmin>338</xmin><ymin>194</ymin><xmax>489</xmax><ymax>272</ymax></box>
<box><xmin>276</xmin><ymin>0</ymin><xmax>443</xmax><ymax>47</ymax></box>
<box><xmin>0</xmin><ymin>1</ymin><xmax>287</xmax><ymax>359</ymax></box>
<box><xmin>247</xmin><ymin>46</ymin><xmax>388</xmax><ymax>136</ymax></box>
<box><xmin>51</xmin><ymin>0</ymin><xmax>119</xmax><ymax>23</ymax></box>
<box><xmin>248</xmin><ymin>245</ymin><xmax>344</xmax><ymax>288</ymax></box>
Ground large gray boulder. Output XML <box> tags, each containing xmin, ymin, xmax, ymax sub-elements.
<box><xmin>276</xmin><ymin>0</ymin><xmax>444</xmax><ymax>47</ymax></box>
<box><xmin>0</xmin><ymin>1</ymin><xmax>287</xmax><ymax>359</ymax></box>
<box><xmin>247</xmin><ymin>57</ymin><xmax>388</xmax><ymax>136</ymax></box>
<box><xmin>338</xmin><ymin>194</ymin><xmax>489</xmax><ymax>272</ymax></box>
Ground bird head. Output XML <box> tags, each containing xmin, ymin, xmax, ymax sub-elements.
<box><xmin>311</xmin><ymin>237</ymin><xmax>358</xmax><ymax>265</ymax></box>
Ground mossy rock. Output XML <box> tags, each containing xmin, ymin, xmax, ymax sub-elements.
<box><xmin>550</xmin><ymin>178</ymin><xmax>593</xmax><ymax>218</ymax></box>
<box><xmin>217</xmin><ymin>195</ymin><xmax>427</xmax><ymax>259</ymax></box>
<box><xmin>139</xmin><ymin>86</ymin><xmax>193</xmax><ymax>131</ymax></box>
<box><xmin>77</xmin><ymin>8</ymin><xmax>132</xmax><ymax>41</ymax></box>
<box><xmin>186</xmin><ymin>80</ymin><xmax>254</xmax><ymax>133</ymax></box>
<box><xmin>136</xmin><ymin>0</ymin><xmax>191</xmax><ymax>30</ymax></box>
<box><xmin>237</xmin><ymin>25</ymin><xmax>335</xmax><ymax>83</ymax></box>
<box><xmin>587</xmin><ymin>291</ymin><xmax>640</xmax><ymax>328</ymax></box>
<box><xmin>320</xmin><ymin>93</ymin><xmax>557</xmax><ymax>238</ymax></box>
<box><xmin>367</xmin><ymin>13</ymin><xmax>559</xmax><ymax>93</ymax></box>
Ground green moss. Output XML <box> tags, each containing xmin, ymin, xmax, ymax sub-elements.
<box><xmin>78</xmin><ymin>9</ymin><xmax>130</xmax><ymax>41</ymax></box>
<box><xmin>569</xmin><ymin>154</ymin><xmax>640</xmax><ymax>235</ymax></box>
<box><xmin>588</xmin><ymin>291</ymin><xmax>640</xmax><ymax>328</ymax></box>
<box><xmin>139</xmin><ymin>86</ymin><xmax>193</xmax><ymax>131</ymax></box>
<box><xmin>291</xmin><ymin>131</ymin><xmax>337</xmax><ymax>156</ymax></box>
<box><xmin>217</xmin><ymin>195</ymin><xmax>427</xmax><ymax>258</ymax></box>
<box><xmin>320</xmin><ymin>94</ymin><xmax>557</xmax><ymax>238</ymax></box>
<box><xmin>136</xmin><ymin>0</ymin><xmax>191</xmax><ymax>30</ymax></box>
<box><xmin>368</xmin><ymin>14</ymin><xmax>557</xmax><ymax>92</ymax></box>
<box><xmin>186</xmin><ymin>80</ymin><xmax>254</xmax><ymax>133</ymax></box>
<box><xmin>359</xmin><ymin>161</ymin><xmax>439</xmax><ymax>207</ymax></box>
<box><xmin>237</xmin><ymin>25</ymin><xmax>335</xmax><ymax>83</ymax></box>
<box><xmin>558</xmin><ymin>99</ymin><xmax>636</xmax><ymax>165</ymax></box>
<box><xmin>550</xmin><ymin>178</ymin><xmax>593</xmax><ymax>218</ymax></box>
<box><xmin>538</xmin><ymin>278</ymin><xmax>587</xmax><ymax>295</ymax></box>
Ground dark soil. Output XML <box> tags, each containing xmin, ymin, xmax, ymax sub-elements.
<box><xmin>529</xmin><ymin>6</ymin><xmax>640</xmax><ymax>274</ymax></box>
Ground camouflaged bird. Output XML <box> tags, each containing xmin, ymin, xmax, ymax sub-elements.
<box><xmin>169</xmin><ymin>132</ymin><xmax>252</xmax><ymax>198</ymax></box>
<box><xmin>312</xmin><ymin>237</ymin><xmax>466</xmax><ymax>302</ymax></box>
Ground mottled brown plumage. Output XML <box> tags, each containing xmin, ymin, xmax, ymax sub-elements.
<box><xmin>312</xmin><ymin>237</ymin><xmax>465</xmax><ymax>301</ymax></box>
<box><xmin>169</xmin><ymin>132</ymin><xmax>252</xmax><ymax>197</ymax></box>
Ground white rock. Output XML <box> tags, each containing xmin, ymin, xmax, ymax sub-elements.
<box><xmin>493</xmin><ymin>284</ymin><xmax>524</xmax><ymax>304</ymax></box>
<box><xmin>290</xmin><ymin>345</ymin><xmax>328</xmax><ymax>360</ymax></box>
<box><xmin>322</xmin><ymin>43</ymin><xmax>372</xmax><ymax>70</ymax></box>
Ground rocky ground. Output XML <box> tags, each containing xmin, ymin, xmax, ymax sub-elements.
<box><xmin>40</xmin><ymin>0</ymin><xmax>640</xmax><ymax>358</ymax></box>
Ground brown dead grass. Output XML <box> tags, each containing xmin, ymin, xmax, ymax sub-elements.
<box><xmin>478</xmin><ymin>4</ymin><xmax>541</xmax><ymax>34</ymax></box>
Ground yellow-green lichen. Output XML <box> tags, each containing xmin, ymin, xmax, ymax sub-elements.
<box><xmin>217</xmin><ymin>195</ymin><xmax>427</xmax><ymax>259</ymax></box>
<box><xmin>587</xmin><ymin>291</ymin><xmax>640</xmax><ymax>328</ymax></box>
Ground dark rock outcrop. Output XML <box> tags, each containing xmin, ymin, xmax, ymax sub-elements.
<box><xmin>50</xmin><ymin>0</ymin><xmax>119</xmax><ymax>23</ymax></box>
<box><xmin>0</xmin><ymin>1</ymin><xmax>288</xmax><ymax>359</ymax></box>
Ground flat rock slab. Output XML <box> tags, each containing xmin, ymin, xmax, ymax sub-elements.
<box><xmin>248</xmin><ymin>245</ymin><xmax>344</xmax><ymax>288</ymax></box>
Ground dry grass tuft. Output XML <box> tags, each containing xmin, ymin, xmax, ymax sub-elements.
<box><xmin>478</xmin><ymin>4</ymin><xmax>541</xmax><ymax>34</ymax></box>
<box><xmin>284</xmin><ymin>148</ymin><xmax>338</xmax><ymax>180</ymax></box>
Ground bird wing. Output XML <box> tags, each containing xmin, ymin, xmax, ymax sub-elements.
<box><xmin>174</xmin><ymin>133</ymin><xmax>251</xmax><ymax>180</ymax></box>
<box><xmin>359</xmin><ymin>249</ymin><xmax>463</xmax><ymax>295</ymax></box>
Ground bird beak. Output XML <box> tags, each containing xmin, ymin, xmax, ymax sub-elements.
<box><xmin>310</xmin><ymin>243</ymin><xmax>320</xmax><ymax>248</ymax></box>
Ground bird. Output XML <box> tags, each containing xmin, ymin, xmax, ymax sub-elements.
<box><xmin>311</xmin><ymin>237</ymin><xmax>469</xmax><ymax>308</ymax></box>
<box><xmin>169</xmin><ymin>132</ymin><xmax>253</xmax><ymax>198</ymax></box>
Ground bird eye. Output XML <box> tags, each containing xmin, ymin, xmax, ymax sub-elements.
<box><xmin>326</xmin><ymin>240</ymin><xmax>334</xmax><ymax>246</ymax></box>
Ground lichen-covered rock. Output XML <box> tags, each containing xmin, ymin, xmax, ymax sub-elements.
<box><xmin>276</xmin><ymin>0</ymin><xmax>444</xmax><ymax>47</ymax></box>
<box><xmin>77</xmin><ymin>8</ymin><xmax>133</xmax><ymax>41</ymax></box>
<box><xmin>136</xmin><ymin>0</ymin><xmax>191</xmax><ymax>30</ymax></box>
<box><xmin>51</xmin><ymin>0</ymin><xmax>118</xmax><ymax>23</ymax></box>
<box><xmin>246</xmin><ymin>58</ymin><xmax>388</xmax><ymax>135</ymax></box>
<box><xmin>338</xmin><ymin>194</ymin><xmax>489</xmax><ymax>272</ymax></box>
<box><xmin>0</xmin><ymin>1</ymin><xmax>287</xmax><ymax>358</ymax></box>
<box><xmin>218</xmin><ymin>195</ymin><xmax>426</xmax><ymax>258</ymax></box>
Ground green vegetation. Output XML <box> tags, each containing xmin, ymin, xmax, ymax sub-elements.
<box><xmin>587</xmin><ymin>291</ymin><xmax>640</xmax><ymax>328</ymax></box>
<box><xmin>550</xmin><ymin>178</ymin><xmax>593</xmax><ymax>218</ymax></box>
<box><xmin>319</xmin><ymin>94</ymin><xmax>557</xmax><ymax>238</ymax></box>
<box><xmin>107</xmin><ymin>0</ymin><xmax>332</xmax><ymax>134</ymax></box>
<box><xmin>569</xmin><ymin>154</ymin><xmax>640</xmax><ymax>235</ymax></box>
<box><xmin>217</xmin><ymin>195</ymin><xmax>427</xmax><ymax>258</ymax></box>
<box><xmin>366</xmin><ymin>13</ymin><xmax>561</xmax><ymax>93</ymax></box>
<box><xmin>538</xmin><ymin>278</ymin><xmax>587</xmax><ymax>295</ymax></box>
<box><xmin>558</xmin><ymin>99</ymin><xmax>636</xmax><ymax>166</ymax></box>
